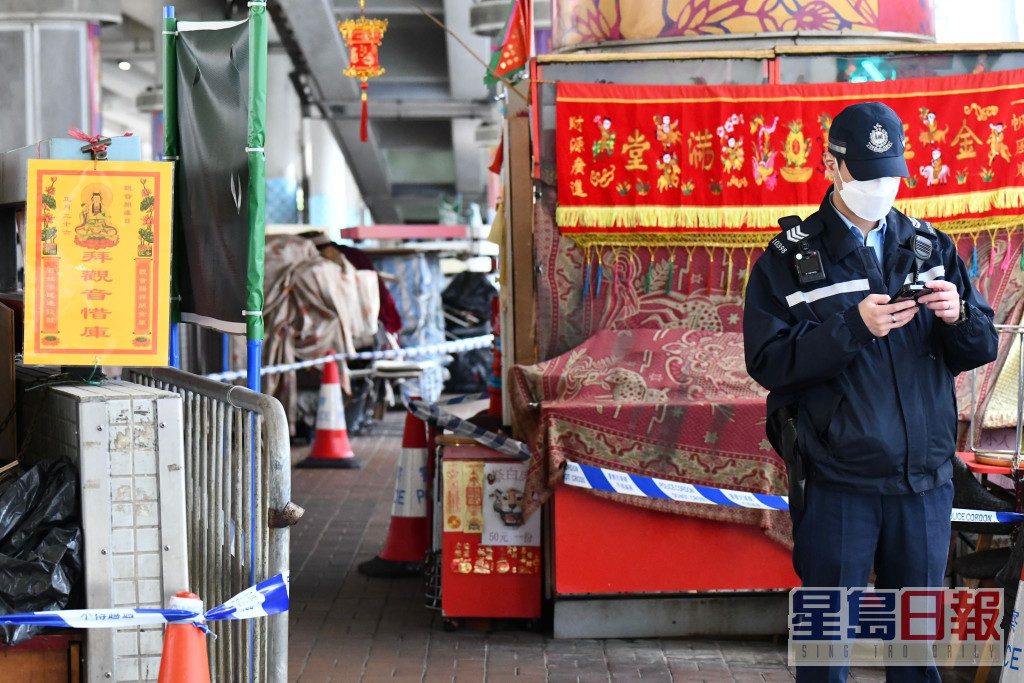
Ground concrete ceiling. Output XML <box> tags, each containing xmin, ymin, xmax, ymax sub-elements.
<box><xmin>275</xmin><ymin>0</ymin><xmax>497</xmax><ymax>223</ymax></box>
<box><xmin>96</xmin><ymin>0</ymin><xmax>522</xmax><ymax>223</ymax></box>
<box><xmin>99</xmin><ymin>1</ymin><xmax>233</xmax><ymax>157</ymax></box>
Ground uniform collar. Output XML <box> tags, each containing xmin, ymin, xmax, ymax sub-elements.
<box><xmin>820</xmin><ymin>188</ymin><xmax>866</xmax><ymax>263</ymax></box>
<box><xmin>819</xmin><ymin>188</ymin><xmax>908</xmax><ymax>264</ymax></box>
<box><xmin>829</xmin><ymin>193</ymin><xmax>887</xmax><ymax>245</ymax></box>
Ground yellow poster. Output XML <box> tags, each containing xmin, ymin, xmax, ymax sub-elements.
<box><xmin>442</xmin><ymin>460</ymin><xmax>485</xmax><ymax>534</ymax></box>
<box><xmin>23</xmin><ymin>160</ymin><xmax>173</xmax><ymax>366</ymax></box>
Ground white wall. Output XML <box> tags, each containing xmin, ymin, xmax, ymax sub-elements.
<box><xmin>934</xmin><ymin>0</ymin><xmax>1022</xmax><ymax>42</ymax></box>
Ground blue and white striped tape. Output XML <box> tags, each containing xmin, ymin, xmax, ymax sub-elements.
<box><xmin>410</xmin><ymin>397</ymin><xmax>1021</xmax><ymax>526</ymax></box>
<box><xmin>203</xmin><ymin>572</ymin><xmax>289</xmax><ymax>621</ymax></box>
<box><xmin>430</xmin><ymin>393</ymin><xmax>491</xmax><ymax>406</ymax></box>
<box><xmin>404</xmin><ymin>394</ymin><xmax>531</xmax><ymax>462</ymax></box>
<box><xmin>563</xmin><ymin>461</ymin><xmax>1024</xmax><ymax>524</ymax></box>
<box><xmin>564</xmin><ymin>461</ymin><xmax>789</xmax><ymax>510</ymax></box>
<box><xmin>0</xmin><ymin>573</ymin><xmax>289</xmax><ymax>630</ymax></box>
<box><xmin>205</xmin><ymin>335</ymin><xmax>494</xmax><ymax>382</ymax></box>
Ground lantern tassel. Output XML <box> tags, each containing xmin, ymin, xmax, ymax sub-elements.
<box><xmin>360</xmin><ymin>83</ymin><xmax>369</xmax><ymax>143</ymax></box>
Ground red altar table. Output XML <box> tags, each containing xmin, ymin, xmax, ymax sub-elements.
<box><xmin>552</xmin><ymin>483</ymin><xmax>797</xmax><ymax>595</ymax></box>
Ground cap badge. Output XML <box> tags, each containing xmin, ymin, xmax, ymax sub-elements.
<box><xmin>866</xmin><ymin>123</ymin><xmax>892</xmax><ymax>153</ymax></box>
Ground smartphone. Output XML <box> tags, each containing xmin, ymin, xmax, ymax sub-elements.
<box><xmin>888</xmin><ymin>283</ymin><xmax>933</xmax><ymax>304</ymax></box>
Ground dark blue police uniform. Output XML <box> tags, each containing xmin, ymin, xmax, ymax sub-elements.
<box><xmin>745</xmin><ymin>191</ymin><xmax>997</xmax><ymax>681</ymax></box>
<box><xmin>743</xmin><ymin>104</ymin><xmax>998</xmax><ymax>683</ymax></box>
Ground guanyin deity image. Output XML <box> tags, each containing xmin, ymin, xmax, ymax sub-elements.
<box><xmin>74</xmin><ymin>183</ymin><xmax>119</xmax><ymax>249</ymax></box>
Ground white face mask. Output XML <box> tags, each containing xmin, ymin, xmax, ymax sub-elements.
<box><xmin>832</xmin><ymin>163</ymin><xmax>900</xmax><ymax>222</ymax></box>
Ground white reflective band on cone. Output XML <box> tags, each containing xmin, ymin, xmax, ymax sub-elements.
<box><xmin>316</xmin><ymin>384</ymin><xmax>346</xmax><ymax>431</ymax></box>
<box><xmin>169</xmin><ymin>595</ymin><xmax>204</xmax><ymax>614</ymax></box>
<box><xmin>391</xmin><ymin>447</ymin><xmax>428</xmax><ymax>518</ymax></box>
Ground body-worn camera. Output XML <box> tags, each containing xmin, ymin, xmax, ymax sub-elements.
<box><xmin>888</xmin><ymin>283</ymin><xmax>933</xmax><ymax>304</ymax></box>
<box><xmin>794</xmin><ymin>249</ymin><xmax>825</xmax><ymax>285</ymax></box>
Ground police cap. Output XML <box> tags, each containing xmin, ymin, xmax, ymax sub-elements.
<box><xmin>827</xmin><ymin>101</ymin><xmax>909</xmax><ymax>180</ymax></box>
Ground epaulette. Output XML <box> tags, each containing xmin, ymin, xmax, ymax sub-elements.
<box><xmin>768</xmin><ymin>214</ymin><xmax>823</xmax><ymax>258</ymax></box>
<box><xmin>906</xmin><ymin>214</ymin><xmax>937</xmax><ymax>238</ymax></box>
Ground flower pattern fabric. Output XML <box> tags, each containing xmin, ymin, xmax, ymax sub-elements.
<box><xmin>553</xmin><ymin>0</ymin><xmax>932</xmax><ymax>49</ymax></box>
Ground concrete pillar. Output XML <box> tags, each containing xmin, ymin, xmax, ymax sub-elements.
<box><xmin>265</xmin><ymin>51</ymin><xmax>302</xmax><ymax>225</ymax></box>
<box><xmin>0</xmin><ymin>0</ymin><xmax>119</xmax><ymax>152</ymax></box>
<box><xmin>306</xmin><ymin>117</ymin><xmax>366</xmax><ymax>238</ymax></box>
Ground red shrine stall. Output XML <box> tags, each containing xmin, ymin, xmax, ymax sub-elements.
<box><xmin>492</xmin><ymin>4</ymin><xmax>1024</xmax><ymax>638</ymax></box>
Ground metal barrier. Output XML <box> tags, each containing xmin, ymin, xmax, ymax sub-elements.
<box><xmin>968</xmin><ymin>324</ymin><xmax>1024</xmax><ymax>469</ymax></box>
<box><xmin>127</xmin><ymin>366</ymin><xmax>291</xmax><ymax>683</ymax></box>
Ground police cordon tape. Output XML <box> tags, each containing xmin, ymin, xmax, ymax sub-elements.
<box><xmin>402</xmin><ymin>394</ymin><xmax>1024</xmax><ymax>524</ymax></box>
<box><xmin>0</xmin><ymin>573</ymin><xmax>289</xmax><ymax>631</ymax></box>
<box><xmin>562</xmin><ymin>461</ymin><xmax>1024</xmax><ymax>524</ymax></box>
<box><xmin>403</xmin><ymin>393</ymin><xmax>531</xmax><ymax>462</ymax></box>
<box><xmin>204</xmin><ymin>335</ymin><xmax>495</xmax><ymax>383</ymax></box>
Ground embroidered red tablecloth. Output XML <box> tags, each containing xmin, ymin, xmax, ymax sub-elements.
<box><xmin>511</xmin><ymin>326</ymin><xmax>793</xmax><ymax>547</ymax></box>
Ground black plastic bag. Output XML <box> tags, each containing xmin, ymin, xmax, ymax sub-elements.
<box><xmin>0</xmin><ymin>459</ymin><xmax>82</xmax><ymax>645</ymax></box>
<box><xmin>442</xmin><ymin>273</ymin><xmax>497</xmax><ymax>321</ymax></box>
<box><xmin>445</xmin><ymin>348</ymin><xmax>493</xmax><ymax>394</ymax></box>
<box><xmin>443</xmin><ymin>322</ymin><xmax>493</xmax><ymax>394</ymax></box>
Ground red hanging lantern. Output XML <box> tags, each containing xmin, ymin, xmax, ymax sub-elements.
<box><xmin>338</xmin><ymin>1</ymin><xmax>387</xmax><ymax>143</ymax></box>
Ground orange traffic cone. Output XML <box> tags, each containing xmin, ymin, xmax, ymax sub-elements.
<box><xmin>358</xmin><ymin>401</ymin><xmax>429</xmax><ymax>578</ymax></box>
<box><xmin>157</xmin><ymin>592</ymin><xmax>210</xmax><ymax>683</ymax></box>
<box><xmin>297</xmin><ymin>354</ymin><xmax>362</xmax><ymax>469</ymax></box>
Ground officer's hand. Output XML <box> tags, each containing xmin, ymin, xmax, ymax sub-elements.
<box><xmin>917</xmin><ymin>280</ymin><xmax>961</xmax><ymax>324</ymax></box>
<box><xmin>858</xmin><ymin>294</ymin><xmax>918</xmax><ymax>337</ymax></box>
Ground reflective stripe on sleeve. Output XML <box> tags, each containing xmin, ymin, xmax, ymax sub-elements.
<box><xmin>785</xmin><ymin>279</ymin><xmax>871</xmax><ymax>308</ymax></box>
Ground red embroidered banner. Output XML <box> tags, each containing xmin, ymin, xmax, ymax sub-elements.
<box><xmin>556</xmin><ymin>69</ymin><xmax>1024</xmax><ymax>248</ymax></box>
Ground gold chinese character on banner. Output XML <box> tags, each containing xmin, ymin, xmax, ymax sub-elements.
<box><xmin>571</xmin><ymin>157</ymin><xmax>586</xmax><ymax>175</ymax></box>
<box><xmin>964</xmin><ymin>103</ymin><xmax>999</xmax><ymax>121</ymax></box>
<box><xmin>621</xmin><ymin>130</ymin><xmax>650</xmax><ymax>171</ymax></box>
<box><xmin>688</xmin><ymin>130</ymin><xmax>714</xmax><ymax>170</ymax></box>
<box><xmin>951</xmin><ymin>120</ymin><xmax>983</xmax><ymax>160</ymax></box>
<box><xmin>569</xmin><ymin>136</ymin><xmax>584</xmax><ymax>154</ymax></box>
<box><xmin>569</xmin><ymin>116</ymin><xmax>584</xmax><ymax>132</ymax></box>
<box><xmin>570</xmin><ymin>179</ymin><xmax>588</xmax><ymax>197</ymax></box>
<box><xmin>590</xmin><ymin>166</ymin><xmax>616</xmax><ymax>188</ymax></box>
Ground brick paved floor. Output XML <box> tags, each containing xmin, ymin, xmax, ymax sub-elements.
<box><xmin>287</xmin><ymin>408</ymin><xmax>983</xmax><ymax>683</ymax></box>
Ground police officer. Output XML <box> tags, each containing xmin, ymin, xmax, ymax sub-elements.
<box><xmin>743</xmin><ymin>101</ymin><xmax>998</xmax><ymax>682</ymax></box>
